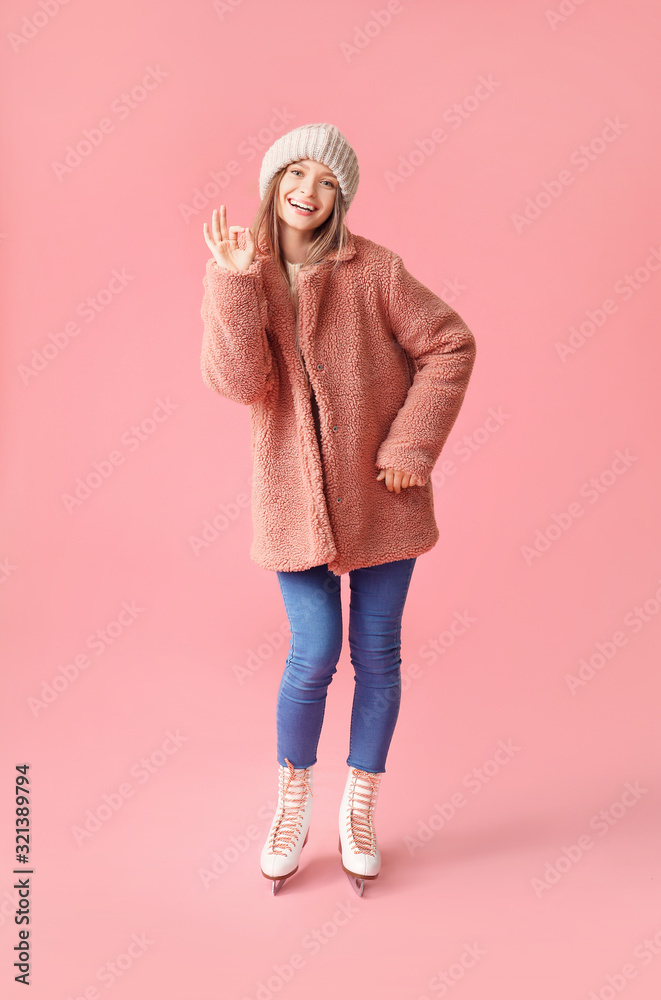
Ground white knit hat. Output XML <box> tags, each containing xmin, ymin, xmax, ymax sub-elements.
<box><xmin>259</xmin><ymin>122</ymin><xmax>360</xmax><ymax>209</ymax></box>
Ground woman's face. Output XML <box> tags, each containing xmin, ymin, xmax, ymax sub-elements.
<box><xmin>276</xmin><ymin>158</ymin><xmax>338</xmax><ymax>232</ymax></box>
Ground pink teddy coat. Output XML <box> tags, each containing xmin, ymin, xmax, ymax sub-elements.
<box><xmin>200</xmin><ymin>228</ymin><xmax>477</xmax><ymax>576</ymax></box>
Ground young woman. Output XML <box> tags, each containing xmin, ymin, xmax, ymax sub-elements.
<box><xmin>200</xmin><ymin>123</ymin><xmax>476</xmax><ymax>895</ymax></box>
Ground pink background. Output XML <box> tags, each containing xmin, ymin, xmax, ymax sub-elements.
<box><xmin>2</xmin><ymin>0</ymin><xmax>660</xmax><ymax>997</ymax></box>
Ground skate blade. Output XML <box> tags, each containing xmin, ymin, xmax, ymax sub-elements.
<box><xmin>263</xmin><ymin>830</ymin><xmax>309</xmax><ymax>896</ymax></box>
<box><xmin>345</xmin><ymin>871</ymin><xmax>364</xmax><ymax>896</ymax></box>
<box><xmin>337</xmin><ymin>835</ymin><xmax>377</xmax><ymax>894</ymax></box>
<box><xmin>273</xmin><ymin>877</ymin><xmax>288</xmax><ymax>896</ymax></box>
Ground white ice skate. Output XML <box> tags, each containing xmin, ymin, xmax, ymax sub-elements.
<box><xmin>338</xmin><ymin>765</ymin><xmax>383</xmax><ymax>896</ymax></box>
<box><xmin>260</xmin><ymin>758</ymin><xmax>314</xmax><ymax>895</ymax></box>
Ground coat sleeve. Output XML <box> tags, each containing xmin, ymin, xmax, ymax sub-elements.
<box><xmin>200</xmin><ymin>256</ymin><xmax>273</xmax><ymax>405</ymax></box>
<box><xmin>375</xmin><ymin>253</ymin><xmax>477</xmax><ymax>484</ymax></box>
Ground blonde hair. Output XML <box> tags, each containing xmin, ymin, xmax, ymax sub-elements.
<box><xmin>249</xmin><ymin>164</ymin><xmax>351</xmax><ymax>287</ymax></box>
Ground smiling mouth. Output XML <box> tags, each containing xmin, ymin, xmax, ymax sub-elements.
<box><xmin>288</xmin><ymin>197</ymin><xmax>318</xmax><ymax>213</ymax></box>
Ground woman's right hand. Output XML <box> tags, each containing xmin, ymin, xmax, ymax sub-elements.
<box><xmin>203</xmin><ymin>205</ymin><xmax>256</xmax><ymax>271</ymax></box>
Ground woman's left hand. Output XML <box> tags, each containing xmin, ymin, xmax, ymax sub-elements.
<box><xmin>376</xmin><ymin>468</ymin><xmax>424</xmax><ymax>493</ymax></box>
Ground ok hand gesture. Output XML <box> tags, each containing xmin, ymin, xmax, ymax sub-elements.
<box><xmin>203</xmin><ymin>205</ymin><xmax>256</xmax><ymax>272</ymax></box>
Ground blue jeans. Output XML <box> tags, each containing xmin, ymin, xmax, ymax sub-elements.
<box><xmin>275</xmin><ymin>557</ymin><xmax>417</xmax><ymax>774</ymax></box>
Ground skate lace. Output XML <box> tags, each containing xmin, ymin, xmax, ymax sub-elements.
<box><xmin>346</xmin><ymin>768</ymin><xmax>381</xmax><ymax>855</ymax></box>
<box><xmin>268</xmin><ymin>758</ymin><xmax>313</xmax><ymax>856</ymax></box>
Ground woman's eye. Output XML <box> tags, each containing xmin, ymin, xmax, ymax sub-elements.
<box><xmin>289</xmin><ymin>169</ymin><xmax>333</xmax><ymax>187</ymax></box>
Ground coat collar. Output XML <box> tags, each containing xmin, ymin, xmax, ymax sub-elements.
<box><xmin>324</xmin><ymin>228</ymin><xmax>357</xmax><ymax>263</ymax></box>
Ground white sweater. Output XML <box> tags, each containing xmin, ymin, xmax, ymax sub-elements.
<box><xmin>284</xmin><ymin>259</ymin><xmax>322</xmax><ymax>448</ymax></box>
